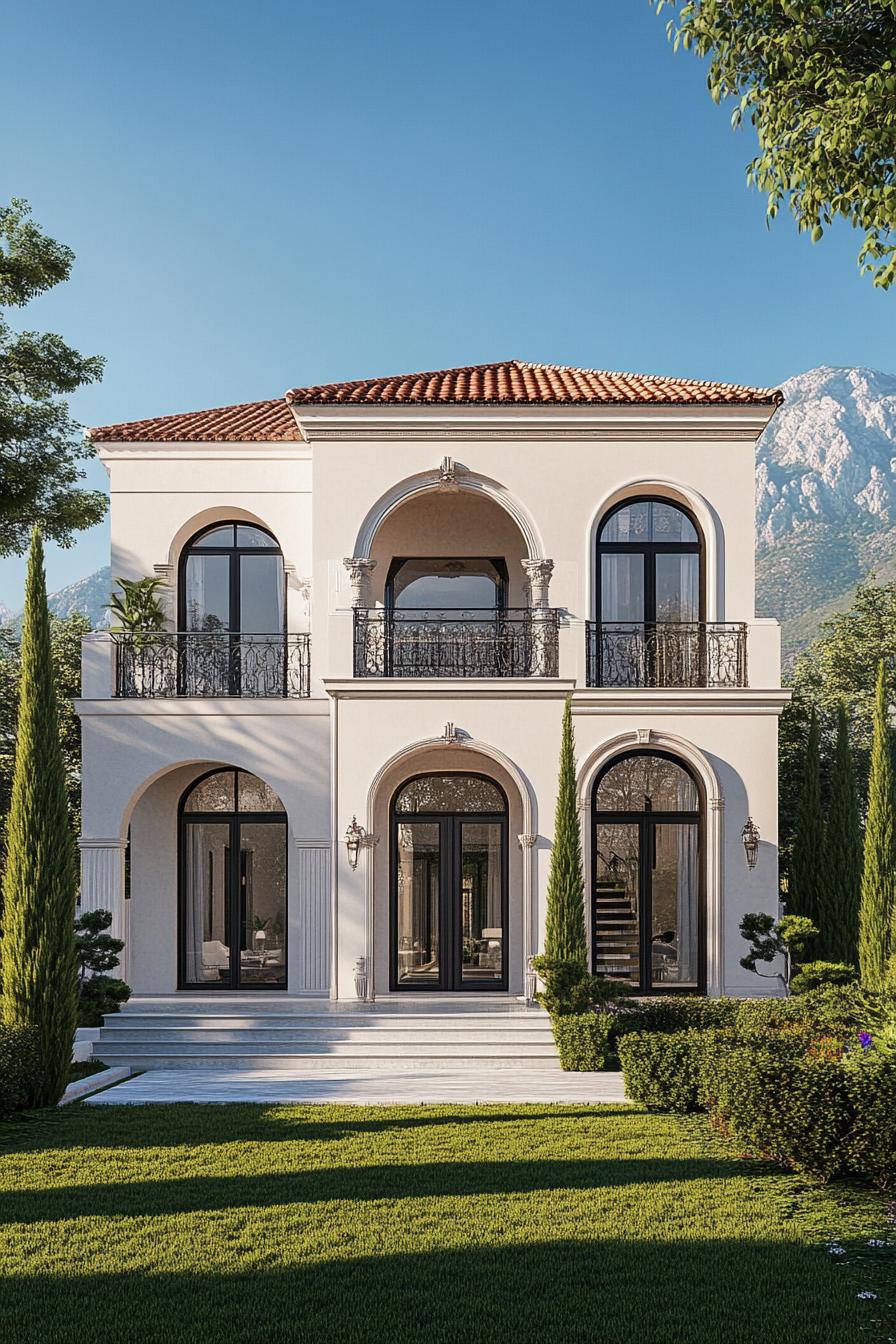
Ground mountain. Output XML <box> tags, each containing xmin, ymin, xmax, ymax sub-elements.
<box><xmin>756</xmin><ymin>366</ymin><xmax>896</xmax><ymax>663</ymax></box>
<box><xmin>0</xmin><ymin>566</ymin><xmax>112</xmax><ymax>634</ymax></box>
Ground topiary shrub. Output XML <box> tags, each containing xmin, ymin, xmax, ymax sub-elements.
<box><xmin>843</xmin><ymin>1046</ymin><xmax>896</xmax><ymax>1191</ymax></box>
<box><xmin>551</xmin><ymin>1012</ymin><xmax>614</xmax><ymax>1071</ymax></box>
<box><xmin>532</xmin><ymin>956</ymin><xmax>630</xmax><ymax>1016</ymax></box>
<box><xmin>618</xmin><ymin>1029</ymin><xmax>730</xmax><ymax>1112</ymax></box>
<box><xmin>790</xmin><ymin>961</ymin><xmax>857</xmax><ymax>996</ymax></box>
<box><xmin>710</xmin><ymin>1042</ymin><xmax>853</xmax><ymax>1181</ymax></box>
<box><xmin>613</xmin><ymin>996</ymin><xmax>739</xmax><ymax>1039</ymax></box>
<box><xmin>0</xmin><ymin>1023</ymin><xmax>43</xmax><ymax>1114</ymax></box>
<box><xmin>77</xmin><ymin>976</ymin><xmax>131</xmax><ymax>1028</ymax></box>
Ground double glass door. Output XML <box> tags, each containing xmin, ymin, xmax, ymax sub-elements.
<box><xmin>392</xmin><ymin>815</ymin><xmax>507</xmax><ymax>991</ymax></box>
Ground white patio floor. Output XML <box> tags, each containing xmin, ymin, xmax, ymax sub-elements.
<box><xmin>84</xmin><ymin>1067</ymin><xmax>629</xmax><ymax>1106</ymax></box>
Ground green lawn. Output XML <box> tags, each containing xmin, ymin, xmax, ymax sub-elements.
<box><xmin>0</xmin><ymin>1103</ymin><xmax>893</xmax><ymax>1344</ymax></box>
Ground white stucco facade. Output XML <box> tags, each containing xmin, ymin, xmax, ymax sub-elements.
<box><xmin>77</xmin><ymin>368</ymin><xmax>788</xmax><ymax>1003</ymax></box>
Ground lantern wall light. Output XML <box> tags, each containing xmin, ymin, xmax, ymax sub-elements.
<box><xmin>742</xmin><ymin>817</ymin><xmax>760</xmax><ymax>871</ymax></box>
<box><xmin>345</xmin><ymin>816</ymin><xmax>368</xmax><ymax>870</ymax></box>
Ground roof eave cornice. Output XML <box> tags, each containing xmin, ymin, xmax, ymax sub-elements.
<box><xmin>288</xmin><ymin>401</ymin><xmax>778</xmax><ymax>443</ymax></box>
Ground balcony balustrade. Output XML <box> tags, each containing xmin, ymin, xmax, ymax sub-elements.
<box><xmin>353</xmin><ymin>608</ymin><xmax>560</xmax><ymax>678</ymax></box>
<box><xmin>112</xmin><ymin>632</ymin><xmax>311</xmax><ymax>698</ymax></box>
<box><xmin>585</xmin><ymin>621</ymin><xmax>748</xmax><ymax>689</ymax></box>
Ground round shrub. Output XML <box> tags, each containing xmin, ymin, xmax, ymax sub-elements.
<box><xmin>790</xmin><ymin>961</ymin><xmax>857</xmax><ymax>996</ymax></box>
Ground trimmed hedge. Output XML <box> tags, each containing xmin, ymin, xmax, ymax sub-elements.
<box><xmin>0</xmin><ymin>1023</ymin><xmax>43</xmax><ymax>1114</ymax></box>
<box><xmin>613</xmin><ymin>996</ymin><xmax>739</xmax><ymax>1039</ymax></box>
<box><xmin>844</xmin><ymin>1049</ymin><xmax>896</xmax><ymax>1192</ymax></box>
<box><xmin>551</xmin><ymin>1012</ymin><xmax>613</xmax><ymax>1071</ymax></box>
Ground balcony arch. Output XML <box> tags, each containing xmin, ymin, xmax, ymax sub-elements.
<box><xmin>352</xmin><ymin>466</ymin><xmax>545</xmax><ymax>563</ymax></box>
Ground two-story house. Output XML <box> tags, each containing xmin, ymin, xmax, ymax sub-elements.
<box><xmin>77</xmin><ymin>360</ymin><xmax>787</xmax><ymax>1067</ymax></box>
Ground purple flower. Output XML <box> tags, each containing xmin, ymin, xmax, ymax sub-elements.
<box><xmin>858</xmin><ymin>1031</ymin><xmax>873</xmax><ymax>1050</ymax></box>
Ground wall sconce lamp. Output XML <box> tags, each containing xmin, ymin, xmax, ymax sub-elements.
<box><xmin>742</xmin><ymin>817</ymin><xmax>760</xmax><ymax>871</ymax></box>
<box><xmin>345</xmin><ymin>816</ymin><xmax>368</xmax><ymax>870</ymax></box>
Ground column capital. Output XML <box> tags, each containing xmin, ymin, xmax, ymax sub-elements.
<box><xmin>518</xmin><ymin>833</ymin><xmax>537</xmax><ymax>849</ymax></box>
<box><xmin>343</xmin><ymin>557</ymin><xmax>377</xmax><ymax>608</ymax></box>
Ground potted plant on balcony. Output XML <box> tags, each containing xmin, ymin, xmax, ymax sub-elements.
<box><xmin>105</xmin><ymin>577</ymin><xmax>167</xmax><ymax>696</ymax></box>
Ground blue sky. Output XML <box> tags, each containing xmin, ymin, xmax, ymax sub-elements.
<box><xmin>2</xmin><ymin>0</ymin><xmax>893</xmax><ymax>609</ymax></box>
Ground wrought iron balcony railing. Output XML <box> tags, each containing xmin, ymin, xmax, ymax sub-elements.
<box><xmin>112</xmin><ymin>632</ymin><xmax>311</xmax><ymax>698</ymax></box>
<box><xmin>585</xmin><ymin>621</ymin><xmax>748</xmax><ymax>688</ymax></box>
<box><xmin>353</xmin><ymin>608</ymin><xmax>560</xmax><ymax>678</ymax></box>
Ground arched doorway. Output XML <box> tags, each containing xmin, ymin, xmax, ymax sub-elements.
<box><xmin>179</xmin><ymin>768</ymin><xmax>287</xmax><ymax>990</ymax></box>
<box><xmin>179</xmin><ymin>521</ymin><xmax>286</xmax><ymax>695</ymax></box>
<box><xmin>592</xmin><ymin>751</ymin><xmax>704</xmax><ymax>993</ymax></box>
<box><xmin>595</xmin><ymin>496</ymin><xmax>704</xmax><ymax>687</ymax></box>
<box><xmin>390</xmin><ymin>772</ymin><xmax>508</xmax><ymax>992</ymax></box>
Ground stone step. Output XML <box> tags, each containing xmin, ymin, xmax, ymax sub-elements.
<box><xmin>95</xmin><ymin>1038</ymin><xmax>560</xmax><ymax>1058</ymax></box>
<box><xmin>101</xmin><ymin>1013</ymin><xmax>552</xmax><ymax>1031</ymax></box>
<box><xmin>90</xmin><ymin>1052</ymin><xmax>564</xmax><ymax>1073</ymax></box>
<box><xmin>98</xmin><ymin>1027</ymin><xmax>555</xmax><ymax>1045</ymax></box>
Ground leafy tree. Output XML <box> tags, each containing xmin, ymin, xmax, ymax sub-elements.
<box><xmin>858</xmin><ymin>661</ymin><xmax>896</xmax><ymax>988</ymax></box>
<box><xmin>779</xmin><ymin>578</ymin><xmax>896</xmax><ymax>873</ymax></box>
<box><xmin>819</xmin><ymin>702</ymin><xmax>863</xmax><ymax>964</ymax></box>
<box><xmin>0</xmin><ymin>531</ymin><xmax>78</xmax><ymax>1106</ymax></box>
<box><xmin>544</xmin><ymin>698</ymin><xmax>587</xmax><ymax>964</ymax></box>
<box><xmin>656</xmin><ymin>1</ymin><xmax>896</xmax><ymax>287</ymax></box>
<box><xmin>0</xmin><ymin>198</ymin><xmax>106</xmax><ymax>556</ymax></box>
<box><xmin>739</xmin><ymin>911</ymin><xmax>818</xmax><ymax>994</ymax></box>
<box><xmin>789</xmin><ymin>706</ymin><xmax>824</xmax><ymax>933</ymax></box>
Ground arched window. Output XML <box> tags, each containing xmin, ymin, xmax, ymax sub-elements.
<box><xmin>592</xmin><ymin>752</ymin><xmax>703</xmax><ymax>993</ymax></box>
<box><xmin>178</xmin><ymin>523</ymin><xmax>285</xmax><ymax>695</ymax></box>
<box><xmin>180</xmin><ymin>768</ymin><xmax>287</xmax><ymax>990</ymax></box>
<box><xmin>390</xmin><ymin>772</ymin><xmax>507</xmax><ymax>992</ymax></box>
<box><xmin>594</xmin><ymin>497</ymin><xmax>704</xmax><ymax>687</ymax></box>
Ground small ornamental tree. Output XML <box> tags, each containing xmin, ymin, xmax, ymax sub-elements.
<box><xmin>0</xmin><ymin>530</ymin><xmax>78</xmax><ymax>1106</ymax></box>
<box><xmin>789</xmin><ymin>706</ymin><xmax>824</xmax><ymax>932</ymax></box>
<box><xmin>819</xmin><ymin>703</ymin><xmax>863</xmax><ymax>965</ymax></box>
<box><xmin>739</xmin><ymin>912</ymin><xmax>818</xmax><ymax>996</ymax></box>
<box><xmin>859</xmin><ymin>661</ymin><xmax>896</xmax><ymax>989</ymax></box>
<box><xmin>544</xmin><ymin>698</ymin><xmax>587</xmax><ymax>965</ymax></box>
<box><xmin>75</xmin><ymin>909</ymin><xmax>130</xmax><ymax>1028</ymax></box>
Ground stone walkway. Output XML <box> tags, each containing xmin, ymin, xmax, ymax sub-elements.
<box><xmin>84</xmin><ymin>1067</ymin><xmax>629</xmax><ymax>1106</ymax></box>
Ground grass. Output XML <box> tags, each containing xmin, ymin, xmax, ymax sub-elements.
<box><xmin>0</xmin><ymin>1103</ymin><xmax>893</xmax><ymax>1344</ymax></box>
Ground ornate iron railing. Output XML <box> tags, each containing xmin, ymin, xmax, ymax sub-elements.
<box><xmin>585</xmin><ymin>621</ymin><xmax>748</xmax><ymax>688</ymax></box>
<box><xmin>354</xmin><ymin>608</ymin><xmax>560</xmax><ymax>678</ymax></box>
<box><xmin>112</xmin><ymin>632</ymin><xmax>311</xmax><ymax>698</ymax></box>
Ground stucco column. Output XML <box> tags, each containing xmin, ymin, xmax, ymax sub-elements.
<box><xmin>79</xmin><ymin>838</ymin><xmax>127</xmax><ymax>976</ymax></box>
<box><xmin>343</xmin><ymin>557</ymin><xmax>377</xmax><ymax>609</ymax></box>
<box><xmin>522</xmin><ymin>559</ymin><xmax>555</xmax><ymax>676</ymax></box>
<box><xmin>518</xmin><ymin>832</ymin><xmax>537</xmax><ymax>999</ymax></box>
<box><xmin>294</xmin><ymin>839</ymin><xmax>331</xmax><ymax>993</ymax></box>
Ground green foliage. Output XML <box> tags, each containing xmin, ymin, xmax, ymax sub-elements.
<box><xmin>531</xmin><ymin>956</ymin><xmax>630</xmax><ymax>1016</ymax></box>
<box><xmin>844</xmin><ymin>1047</ymin><xmax>896</xmax><ymax>1192</ymax></box>
<box><xmin>0</xmin><ymin>199</ymin><xmax>106</xmax><ymax>556</ymax></box>
<box><xmin>544</xmin><ymin>699</ymin><xmax>586</xmax><ymax>964</ymax></box>
<box><xmin>739</xmin><ymin>911</ymin><xmax>818</xmax><ymax>991</ymax></box>
<box><xmin>789</xmin><ymin>706</ymin><xmax>823</xmax><ymax>930</ymax></box>
<box><xmin>105</xmin><ymin>576</ymin><xmax>166</xmax><ymax>633</ymax></box>
<box><xmin>656</xmin><ymin>2</ymin><xmax>896</xmax><ymax>287</ymax></box>
<box><xmin>618</xmin><ymin>1028</ymin><xmax>729</xmax><ymax>1112</ymax></box>
<box><xmin>789</xmin><ymin>960</ymin><xmax>857</xmax><ymax>997</ymax></box>
<box><xmin>77</xmin><ymin>975</ymin><xmax>131</xmax><ymax>1029</ymax></box>
<box><xmin>0</xmin><ymin>1022</ymin><xmax>41</xmax><ymax>1113</ymax></box>
<box><xmin>712</xmin><ymin>1044</ymin><xmax>853</xmax><ymax>1181</ymax></box>
<box><xmin>819</xmin><ymin>702</ymin><xmax>863</xmax><ymax>964</ymax></box>
<box><xmin>0</xmin><ymin>531</ymin><xmax>78</xmax><ymax>1107</ymax></box>
<box><xmin>0</xmin><ymin>610</ymin><xmax>90</xmax><ymax>857</ymax></box>
<box><xmin>551</xmin><ymin>1012</ymin><xmax>614</xmax><ymax>1071</ymax></box>
<box><xmin>859</xmin><ymin>661</ymin><xmax>896</xmax><ymax>988</ymax></box>
<box><xmin>74</xmin><ymin>909</ymin><xmax>130</xmax><ymax>1028</ymax></box>
<box><xmin>613</xmin><ymin>995</ymin><xmax>739</xmax><ymax>1038</ymax></box>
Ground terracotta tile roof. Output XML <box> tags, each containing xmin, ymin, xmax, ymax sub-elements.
<box><xmin>286</xmin><ymin>360</ymin><xmax>781</xmax><ymax>408</ymax></box>
<box><xmin>89</xmin><ymin>361</ymin><xmax>780</xmax><ymax>441</ymax></box>
<box><xmin>89</xmin><ymin>398</ymin><xmax>302</xmax><ymax>443</ymax></box>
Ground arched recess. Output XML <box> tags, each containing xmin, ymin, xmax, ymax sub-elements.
<box><xmin>576</xmin><ymin>730</ymin><xmax>725</xmax><ymax>997</ymax></box>
<box><xmin>166</xmin><ymin>505</ymin><xmax>285</xmax><ymax>573</ymax></box>
<box><xmin>352</xmin><ymin>467</ymin><xmax>545</xmax><ymax>562</ymax></box>
<box><xmin>362</xmin><ymin>735</ymin><xmax>537</xmax><ymax>998</ymax></box>
<box><xmin>585</xmin><ymin>480</ymin><xmax>722</xmax><ymax>622</ymax></box>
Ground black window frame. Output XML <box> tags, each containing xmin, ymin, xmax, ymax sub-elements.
<box><xmin>595</xmin><ymin>496</ymin><xmax>705</xmax><ymax>628</ymax></box>
<box><xmin>389</xmin><ymin>770</ymin><xmax>509</xmax><ymax>993</ymax></box>
<box><xmin>177</xmin><ymin>767</ymin><xmax>288</xmax><ymax>992</ymax></box>
<box><xmin>385</xmin><ymin>557</ymin><xmax>508</xmax><ymax>612</ymax></box>
<box><xmin>591</xmin><ymin>749</ymin><xmax>705</xmax><ymax>996</ymax></box>
<box><xmin>178</xmin><ymin>521</ymin><xmax>286</xmax><ymax>635</ymax></box>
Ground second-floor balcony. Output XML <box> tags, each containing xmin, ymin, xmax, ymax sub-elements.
<box><xmin>112</xmin><ymin>632</ymin><xmax>311</xmax><ymax>698</ymax></box>
<box><xmin>585</xmin><ymin>621</ymin><xmax>748</xmax><ymax>688</ymax></box>
<box><xmin>353</xmin><ymin>608</ymin><xmax>560</xmax><ymax>678</ymax></box>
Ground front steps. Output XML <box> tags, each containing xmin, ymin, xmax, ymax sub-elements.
<box><xmin>93</xmin><ymin>998</ymin><xmax>561</xmax><ymax>1071</ymax></box>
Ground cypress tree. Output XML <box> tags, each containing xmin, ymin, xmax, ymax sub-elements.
<box><xmin>819</xmin><ymin>703</ymin><xmax>863</xmax><ymax>965</ymax></box>
<box><xmin>858</xmin><ymin>661</ymin><xmax>896</xmax><ymax>989</ymax></box>
<box><xmin>544</xmin><ymin>698</ymin><xmax>587</xmax><ymax>964</ymax></box>
<box><xmin>1</xmin><ymin>530</ymin><xmax>77</xmax><ymax>1105</ymax></box>
<box><xmin>789</xmin><ymin>706</ymin><xmax>825</xmax><ymax>931</ymax></box>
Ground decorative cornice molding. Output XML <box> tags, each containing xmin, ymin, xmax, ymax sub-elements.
<box><xmin>78</xmin><ymin>837</ymin><xmax>126</xmax><ymax>850</ymax></box>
